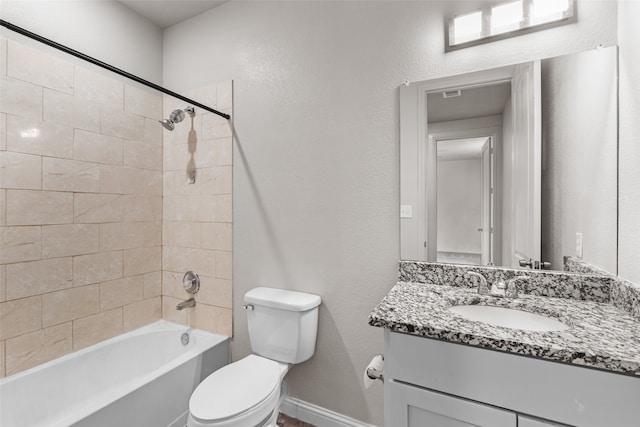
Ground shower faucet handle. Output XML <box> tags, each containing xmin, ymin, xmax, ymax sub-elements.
<box><xmin>182</xmin><ymin>271</ymin><xmax>200</xmax><ymax>294</ymax></box>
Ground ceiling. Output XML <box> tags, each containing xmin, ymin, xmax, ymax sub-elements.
<box><xmin>427</xmin><ymin>82</ymin><xmax>511</xmax><ymax>124</ymax></box>
<box><xmin>117</xmin><ymin>0</ymin><xmax>227</xmax><ymax>28</ymax></box>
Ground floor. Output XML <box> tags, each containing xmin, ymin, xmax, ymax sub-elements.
<box><xmin>277</xmin><ymin>413</ymin><xmax>316</xmax><ymax>427</ymax></box>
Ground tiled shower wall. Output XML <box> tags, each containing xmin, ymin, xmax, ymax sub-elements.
<box><xmin>0</xmin><ymin>37</ymin><xmax>233</xmax><ymax>378</ymax></box>
<box><xmin>161</xmin><ymin>84</ymin><xmax>233</xmax><ymax>336</ymax></box>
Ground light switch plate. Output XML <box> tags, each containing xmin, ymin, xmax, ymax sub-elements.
<box><xmin>400</xmin><ymin>205</ymin><xmax>413</xmax><ymax>218</ymax></box>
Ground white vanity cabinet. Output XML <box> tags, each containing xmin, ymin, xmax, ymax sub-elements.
<box><xmin>384</xmin><ymin>330</ymin><xmax>640</xmax><ymax>427</ymax></box>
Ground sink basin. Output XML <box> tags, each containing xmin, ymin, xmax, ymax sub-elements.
<box><xmin>448</xmin><ymin>305</ymin><xmax>569</xmax><ymax>332</ymax></box>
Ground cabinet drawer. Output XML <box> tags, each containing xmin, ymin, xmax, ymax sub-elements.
<box><xmin>385</xmin><ymin>379</ymin><xmax>516</xmax><ymax>427</ymax></box>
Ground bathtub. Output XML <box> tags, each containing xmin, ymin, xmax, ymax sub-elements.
<box><xmin>0</xmin><ymin>320</ymin><xmax>229</xmax><ymax>427</ymax></box>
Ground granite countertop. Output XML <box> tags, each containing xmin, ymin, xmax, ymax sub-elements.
<box><xmin>369</xmin><ymin>281</ymin><xmax>640</xmax><ymax>377</ymax></box>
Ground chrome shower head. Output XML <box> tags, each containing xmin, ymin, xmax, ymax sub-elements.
<box><xmin>159</xmin><ymin>106</ymin><xmax>195</xmax><ymax>131</ymax></box>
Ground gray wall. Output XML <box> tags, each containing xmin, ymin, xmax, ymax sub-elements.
<box><xmin>163</xmin><ymin>1</ymin><xmax>618</xmax><ymax>424</ymax></box>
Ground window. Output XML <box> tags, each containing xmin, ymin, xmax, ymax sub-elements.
<box><xmin>446</xmin><ymin>0</ymin><xmax>575</xmax><ymax>52</ymax></box>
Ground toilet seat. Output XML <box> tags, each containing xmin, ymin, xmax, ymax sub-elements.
<box><xmin>188</xmin><ymin>355</ymin><xmax>284</xmax><ymax>427</ymax></box>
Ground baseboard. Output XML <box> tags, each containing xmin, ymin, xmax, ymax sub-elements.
<box><xmin>280</xmin><ymin>396</ymin><xmax>378</xmax><ymax>427</ymax></box>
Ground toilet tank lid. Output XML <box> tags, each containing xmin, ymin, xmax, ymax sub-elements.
<box><xmin>245</xmin><ymin>287</ymin><xmax>321</xmax><ymax>311</ymax></box>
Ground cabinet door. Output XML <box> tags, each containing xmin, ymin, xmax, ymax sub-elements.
<box><xmin>518</xmin><ymin>415</ymin><xmax>571</xmax><ymax>427</ymax></box>
<box><xmin>385</xmin><ymin>380</ymin><xmax>516</xmax><ymax>427</ymax></box>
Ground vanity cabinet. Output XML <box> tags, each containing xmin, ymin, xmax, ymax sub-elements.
<box><xmin>387</xmin><ymin>380</ymin><xmax>515</xmax><ymax>426</ymax></box>
<box><xmin>384</xmin><ymin>330</ymin><xmax>639</xmax><ymax>427</ymax></box>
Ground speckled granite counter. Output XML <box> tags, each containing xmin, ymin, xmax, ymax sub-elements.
<box><xmin>369</xmin><ymin>280</ymin><xmax>640</xmax><ymax>377</ymax></box>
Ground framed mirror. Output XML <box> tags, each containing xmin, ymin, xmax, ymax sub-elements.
<box><xmin>400</xmin><ymin>47</ymin><xmax>618</xmax><ymax>274</ymax></box>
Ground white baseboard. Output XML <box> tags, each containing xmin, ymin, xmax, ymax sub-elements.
<box><xmin>280</xmin><ymin>396</ymin><xmax>378</xmax><ymax>427</ymax></box>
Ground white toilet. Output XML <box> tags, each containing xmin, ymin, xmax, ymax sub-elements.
<box><xmin>187</xmin><ymin>287</ymin><xmax>322</xmax><ymax>427</ymax></box>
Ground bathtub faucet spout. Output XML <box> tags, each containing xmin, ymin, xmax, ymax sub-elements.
<box><xmin>176</xmin><ymin>298</ymin><xmax>196</xmax><ymax>310</ymax></box>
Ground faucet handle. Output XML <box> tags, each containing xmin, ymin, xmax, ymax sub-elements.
<box><xmin>468</xmin><ymin>271</ymin><xmax>489</xmax><ymax>295</ymax></box>
<box><xmin>506</xmin><ymin>276</ymin><xmax>529</xmax><ymax>298</ymax></box>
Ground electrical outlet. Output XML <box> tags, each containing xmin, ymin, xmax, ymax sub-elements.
<box><xmin>576</xmin><ymin>232</ymin><xmax>583</xmax><ymax>259</ymax></box>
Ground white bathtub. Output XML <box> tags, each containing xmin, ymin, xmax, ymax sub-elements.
<box><xmin>0</xmin><ymin>320</ymin><xmax>229</xmax><ymax>427</ymax></box>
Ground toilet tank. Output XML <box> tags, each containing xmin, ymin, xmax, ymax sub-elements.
<box><xmin>244</xmin><ymin>287</ymin><xmax>321</xmax><ymax>364</ymax></box>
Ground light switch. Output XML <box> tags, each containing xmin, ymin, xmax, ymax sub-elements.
<box><xmin>400</xmin><ymin>205</ymin><xmax>413</xmax><ymax>218</ymax></box>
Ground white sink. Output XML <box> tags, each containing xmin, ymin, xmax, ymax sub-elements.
<box><xmin>448</xmin><ymin>305</ymin><xmax>569</xmax><ymax>332</ymax></box>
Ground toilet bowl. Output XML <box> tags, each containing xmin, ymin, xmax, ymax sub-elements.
<box><xmin>187</xmin><ymin>355</ymin><xmax>289</xmax><ymax>427</ymax></box>
<box><xmin>187</xmin><ymin>287</ymin><xmax>321</xmax><ymax>427</ymax></box>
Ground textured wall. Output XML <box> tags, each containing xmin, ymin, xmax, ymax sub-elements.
<box><xmin>618</xmin><ymin>1</ymin><xmax>640</xmax><ymax>285</ymax></box>
<box><xmin>163</xmin><ymin>1</ymin><xmax>618</xmax><ymax>424</ymax></box>
<box><xmin>0</xmin><ymin>0</ymin><xmax>163</xmax><ymax>83</ymax></box>
<box><xmin>0</xmin><ymin>37</ymin><xmax>163</xmax><ymax>377</ymax></box>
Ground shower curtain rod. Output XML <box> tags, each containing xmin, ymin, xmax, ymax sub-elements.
<box><xmin>0</xmin><ymin>20</ymin><xmax>231</xmax><ymax>120</ymax></box>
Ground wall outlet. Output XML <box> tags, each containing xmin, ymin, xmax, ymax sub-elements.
<box><xmin>576</xmin><ymin>232</ymin><xmax>583</xmax><ymax>259</ymax></box>
<box><xmin>400</xmin><ymin>205</ymin><xmax>413</xmax><ymax>218</ymax></box>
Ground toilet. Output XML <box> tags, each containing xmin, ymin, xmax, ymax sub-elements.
<box><xmin>187</xmin><ymin>287</ymin><xmax>322</xmax><ymax>427</ymax></box>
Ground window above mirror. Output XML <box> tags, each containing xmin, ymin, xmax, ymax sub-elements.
<box><xmin>446</xmin><ymin>0</ymin><xmax>576</xmax><ymax>52</ymax></box>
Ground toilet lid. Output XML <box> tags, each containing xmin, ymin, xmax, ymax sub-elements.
<box><xmin>189</xmin><ymin>355</ymin><xmax>282</xmax><ymax>422</ymax></box>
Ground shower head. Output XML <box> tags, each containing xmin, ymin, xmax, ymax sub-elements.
<box><xmin>159</xmin><ymin>106</ymin><xmax>194</xmax><ymax>131</ymax></box>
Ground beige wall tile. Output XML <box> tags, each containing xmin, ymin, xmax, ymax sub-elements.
<box><xmin>72</xmin><ymin>308</ymin><xmax>122</xmax><ymax>350</ymax></box>
<box><xmin>143</xmin><ymin>271</ymin><xmax>161</xmax><ymax>298</ymax></box>
<box><xmin>122</xmin><ymin>195</ymin><xmax>162</xmax><ymax>222</ymax></box>
<box><xmin>100</xmin><ymin>222</ymin><xmax>145</xmax><ymax>251</ymax></box>
<box><xmin>163</xmin><ymin>196</ymin><xmax>190</xmax><ymax>221</ymax></box>
<box><xmin>74</xmin><ymin>66</ymin><xmax>123</xmax><ymax>108</ymax></box>
<box><xmin>43</xmin><ymin>89</ymin><xmax>100</xmax><ymax>132</ymax></box>
<box><xmin>98</xmin><ymin>165</ymin><xmax>126</xmax><ymax>194</ymax></box>
<box><xmin>101</xmin><ymin>168</ymin><xmax>160</xmax><ymax>196</ymax></box>
<box><xmin>194</xmin><ymin>303</ymin><xmax>232</xmax><ymax>336</ymax></box>
<box><xmin>0</xmin><ymin>341</ymin><xmax>4</xmax><ymax>378</ymax></box>
<box><xmin>201</xmin><ymin>222</ymin><xmax>232</xmax><ymax>251</ymax></box>
<box><xmin>0</xmin><ymin>151</ymin><xmax>42</xmax><ymax>190</ymax></box>
<box><xmin>0</xmin><ymin>296</ymin><xmax>42</xmax><ymax>340</ymax></box>
<box><xmin>0</xmin><ymin>226</ymin><xmax>41</xmax><ymax>264</ymax></box>
<box><xmin>6</xmin><ymin>258</ymin><xmax>72</xmax><ymax>300</ymax></box>
<box><xmin>162</xmin><ymin>296</ymin><xmax>188</xmax><ymax>326</ymax></box>
<box><xmin>189</xmin><ymin>195</ymin><xmax>232</xmax><ymax>223</ymax></box>
<box><xmin>6</xmin><ymin>115</ymin><xmax>73</xmax><ymax>159</ymax></box>
<box><xmin>123</xmin><ymin>246</ymin><xmax>161</xmax><ymax>277</ymax></box>
<box><xmin>101</xmin><ymin>106</ymin><xmax>145</xmax><ymax>141</ymax></box>
<box><xmin>6</xmin><ymin>190</ymin><xmax>73</xmax><ymax>225</ymax></box>
<box><xmin>74</xmin><ymin>130</ymin><xmax>123</xmax><ymax>166</ymax></box>
<box><xmin>162</xmin><ymin>270</ymin><xmax>190</xmax><ymax>300</ymax></box>
<box><xmin>73</xmin><ymin>251</ymin><xmax>123</xmax><ymax>287</ymax></box>
<box><xmin>201</xmin><ymin>112</ymin><xmax>232</xmax><ymax>140</ymax></box>
<box><xmin>163</xmin><ymin>221</ymin><xmax>201</xmax><ymax>248</ymax></box>
<box><xmin>169</xmin><ymin>169</ymin><xmax>202</xmax><ymax>196</ymax></box>
<box><xmin>123</xmin><ymin>296</ymin><xmax>161</xmax><ymax>332</ymax></box>
<box><xmin>0</xmin><ymin>265</ymin><xmax>5</xmax><ymax>302</ymax></box>
<box><xmin>197</xmin><ymin>276</ymin><xmax>232</xmax><ymax>309</ymax></box>
<box><xmin>0</xmin><ymin>189</ymin><xmax>6</xmax><ymax>226</ymax></box>
<box><xmin>42</xmin><ymin>285</ymin><xmax>99</xmax><ymax>327</ymax></box>
<box><xmin>144</xmin><ymin>117</ymin><xmax>162</xmax><ymax>148</ymax></box>
<box><xmin>0</xmin><ymin>113</ymin><xmax>6</xmax><ymax>151</ymax></box>
<box><xmin>124</xmin><ymin>139</ymin><xmax>162</xmax><ymax>171</ymax></box>
<box><xmin>7</xmin><ymin>41</ymin><xmax>73</xmax><ymax>94</ymax></box>
<box><xmin>143</xmin><ymin>221</ymin><xmax>162</xmax><ymax>247</ymax></box>
<box><xmin>124</xmin><ymin>84</ymin><xmax>162</xmax><ymax>119</ymax></box>
<box><xmin>42</xmin><ymin>224</ymin><xmax>99</xmax><ymax>258</ymax></box>
<box><xmin>0</xmin><ymin>76</ymin><xmax>42</xmax><ymax>120</ymax></box>
<box><xmin>42</xmin><ymin>158</ymin><xmax>100</xmax><ymax>193</ymax></box>
<box><xmin>201</xmin><ymin>166</ymin><xmax>232</xmax><ymax>195</ymax></box>
<box><xmin>163</xmin><ymin>246</ymin><xmax>216</xmax><ymax>277</ymax></box>
<box><xmin>214</xmin><ymin>137</ymin><xmax>233</xmax><ymax>166</ymax></box>
<box><xmin>99</xmin><ymin>276</ymin><xmax>143</xmax><ymax>311</ymax></box>
<box><xmin>5</xmin><ymin>323</ymin><xmax>72</xmax><ymax>376</ymax></box>
<box><xmin>143</xmin><ymin>170</ymin><xmax>163</xmax><ymax>196</ymax></box>
<box><xmin>215</xmin><ymin>251</ymin><xmax>232</xmax><ymax>280</ymax></box>
<box><xmin>74</xmin><ymin>193</ymin><xmax>123</xmax><ymax>223</ymax></box>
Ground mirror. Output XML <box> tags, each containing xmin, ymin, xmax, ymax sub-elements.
<box><xmin>400</xmin><ymin>47</ymin><xmax>618</xmax><ymax>274</ymax></box>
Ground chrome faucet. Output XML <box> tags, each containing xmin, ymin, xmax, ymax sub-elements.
<box><xmin>176</xmin><ymin>298</ymin><xmax>196</xmax><ymax>310</ymax></box>
<box><xmin>505</xmin><ymin>276</ymin><xmax>529</xmax><ymax>299</ymax></box>
<box><xmin>468</xmin><ymin>272</ymin><xmax>489</xmax><ymax>295</ymax></box>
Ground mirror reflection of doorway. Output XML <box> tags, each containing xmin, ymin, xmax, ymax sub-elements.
<box><xmin>435</xmin><ymin>137</ymin><xmax>493</xmax><ymax>266</ymax></box>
